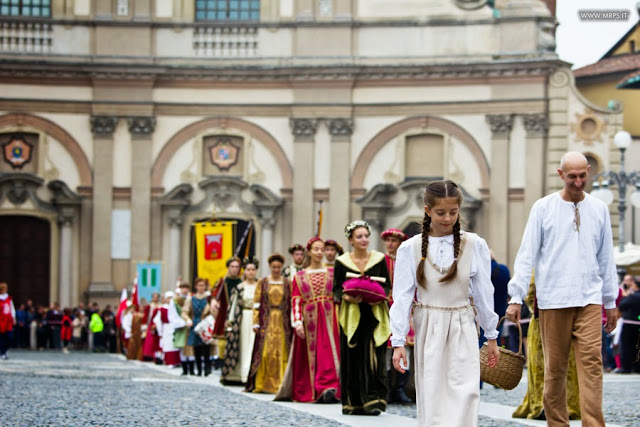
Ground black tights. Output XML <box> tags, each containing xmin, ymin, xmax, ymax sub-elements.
<box><xmin>193</xmin><ymin>345</ymin><xmax>211</xmax><ymax>375</ymax></box>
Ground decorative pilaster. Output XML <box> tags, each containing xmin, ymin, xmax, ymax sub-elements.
<box><xmin>89</xmin><ymin>115</ymin><xmax>117</xmax><ymax>294</ymax></box>
<box><xmin>290</xmin><ymin>118</ymin><xmax>318</xmax><ymax>244</ymax></box>
<box><xmin>129</xmin><ymin>116</ymin><xmax>155</xmax><ymax>264</ymax></box>
<box><xmin>160</xmin><ymin>184</ymin><xmax>193</xmax><ymax>290</ymax></box>
<box><xmin>522</xmin><ymin>113</ymin><xmax>549</xmax><ymax>218</ymax></box>
<box><xmin>486</xmin><ymin>114</ymin><xmax>514</xmax><ymax>264</ymax></box>
<box><xmin>251</xmin><ymin>184</ymin><xmax>284</xmax><ymax>276</ymax></box>
<box><xmin>356</xmin><ymin>183</ymin><xmax>397</xmax><ymax>251</ymax></box>
<box><xmin>328</xmin><ymin>118</ymin><xmax>353</xmax><ymax>242</ymax></box>
<box><xmin>57</xmin><ymin>212</ymin><xmax>74</xmax><ymax>308</ymax></box>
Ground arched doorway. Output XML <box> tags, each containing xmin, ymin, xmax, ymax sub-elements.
<box><xmin>0</xmin><ymin>215</ymin><xmax>51</xmax><ymax>306</ymax></box>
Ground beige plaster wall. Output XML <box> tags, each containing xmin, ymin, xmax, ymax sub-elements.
<box><xmin>152</xmin><ymin>88</ymin><xmax>294</xmax><ymax>104</ymax></box>
<box><xmin>46</xmin><ymin>135</ymin><xmax>81</xmax><ymax>190</ymax></box>
<box><xmin>155</xmin><ymin>28</ymin><xmax>193</xmax><ymax>57</ymax></box>
<box><xmin>353</xmin><ymin>85</ymin><xmax>492</xmax><ymax>104</ymax></box>
<box><xmin>509</xmin><ymin>116</ymin><xmax>526</xmax><ymax>189</ymax></box>
<box><xmin>151</xmin><ymin>116</ymin><xmax>202</xmax><ymax>161</ymax></box>
<box><xmin>356</xmin><ymin>0</ymin><xmax>492</xmax><ymax>19</ymax></box>
<box><xmin>0</xmin><ymin>85</ymin><xmax>92</xmax><ymax>101</ymax></box>
<box><xmin>350</xmin><ymin>116</ymin><xmax>399</xmax><ymax>170</ymax></box>
<box><xmin>38</xmin><ymin>113</ymin><xmax>93</xmax><ymax>168</ymax></box>
<box><xmin>356</xmin><ymin>25</ymin><xmax>496</xmax><ymax>58</ymax></box>
<box><xmin>52</xmin><ymin>25</ymin><xmax>91</xmax><ymax>55</ymax></box>
<box><xmin>314</xmin><ymin>122</ymin><xmax>331</xmax><ymax>189</ymax></box>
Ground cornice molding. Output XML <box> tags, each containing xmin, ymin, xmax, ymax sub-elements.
<box><xmin>0</xmin><ymin>58</ymin><xmax>563</xmax><ymax>84</ymax></box>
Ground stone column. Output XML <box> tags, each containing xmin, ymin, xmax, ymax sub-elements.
<box><xmin>290</xmin><ymin>118</ymin><xmax>318</xmax><ymax>244</ymax></box>
<box><xmin>57</xmin><ymin>212</ymin><xmax>74</xmax><ymax>308</ymax></box>
<box><xmin>128</xmin><ymin>116</ymin><xmax>156</xmax><ymax>264</ymax></box>
<box><xmin>327</xmin><ymin>119</ymin><xmax>353</xmax><ymax>243</ymax></box>
<box><xmin>522</xmin><ymin>113</ymin><xmax>549</xmax><ymax>213</ymax></box>
<box><xmin>89</xmin><ymin>115</ymin><xmax>118</xmax><ymax>293</ymax></box>
<box><xmin>167</xmin><ymin>214</ymin><xmax>182</xmax><ymax>288</ymax></box>
<box><xmin>260</xmin><ymin>218</ymin><xmax>276</xmax><ymax>277</ymax></box>
<box><xmin>486</xmin><ymin>114</ymin><xmax>514</xmax><ymax>263</ymax></box>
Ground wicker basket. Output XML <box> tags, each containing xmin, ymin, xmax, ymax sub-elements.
<box><xmin>479</xmin><ymin>316</ymin><xmax>525</xmax><ymax>390</ymax></box>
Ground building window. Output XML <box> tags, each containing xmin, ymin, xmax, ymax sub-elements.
<box><xmin>195</xmin><ymin>0</ymin><xmax>260</xmax><ymax>21</ymax></box>
<box><xmin>0</xmin><ymin>0</ymin><xmax>51</xmax><ymax>17</ymax></box>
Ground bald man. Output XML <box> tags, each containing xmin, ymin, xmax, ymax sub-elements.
<box><xmin>506</xmin><ymin>152</ymin><xmax>618</xmax><ymax>426</ymax></box>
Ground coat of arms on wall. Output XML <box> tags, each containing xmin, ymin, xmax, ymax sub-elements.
<box><xmin>209</xmin><ymin>137</ymin><xmax>239</xmax><ymax>171</ymax></box>
<box><xmin>3</xmin><ymin>135</ymin><xmax>34</xmax><ymax>169</ymax></box>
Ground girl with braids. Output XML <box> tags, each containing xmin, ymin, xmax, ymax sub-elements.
<box><xmin>389</xmin><ymin>180</ymin><xmax>500</xmax><ymax>426</ymax></box>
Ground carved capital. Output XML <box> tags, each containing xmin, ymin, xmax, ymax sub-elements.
<box><xmin>57</xmin><ymin>214</ymin><xmax>74</xmax><ymax>226</ymax></box>
<box><xmin>289</xmin><ymin>118</ymin><xmax>319</xmax><ymax>139</ymax></box>
<box><xmin>486</xmin><ymin>114</ymin><xmax>514</xmax><ymax>137</ymax></box>
<box><xmin>90</xmin><ymin>116</ymin><xmax>119</xmax><ymax>136</ymax></box>
<box><xmin>168</xmin><ymin>214</ymin><xmax>183</xmax><ymax>228</ymax></box>
<box><xmin>522</xmin><ymin>113</ymin><xmax>549</xmax><ymax>137</ymax></box>
<box><xmin>328</xmin><ymin>118</ymin><xmax>354</xmax><ymax>138</ymax></box>
<box><xmin>127</xmin><ymin>116</ymin><xmax>156</xmax><ymax>136</ymax></box>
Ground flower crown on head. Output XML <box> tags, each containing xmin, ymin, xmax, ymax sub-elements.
<box><xmin>345</xmin><ymin>220</ymin><xmax>370</xmax><ymax>238</ymax></box>
<box><xmin>242</xmin><ymin>256</ymin><xmax>259</xmax><ymax>269</ymax></box>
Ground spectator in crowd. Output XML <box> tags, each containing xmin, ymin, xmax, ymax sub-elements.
<box><xmin>72</xmin><ymin>309</ymin><xmax>85</xmax><ymax>350</ymax></box>
<box><xmin>61</xmin><ymin>308</ymin><xmax>73</xmax><ymax>354</ymax></box>
<box><xmin>0</xmin><ymin>282</ymin><xmax>16</xmax><ymax>360</ymax></box>
<box><xmin>89</xmin><ymin>309</ymin><xmax>105</xmax><ymax>352</ymax></box>
<box><xmin>103</xmin><ymin>312</ymin><xmax>118</xmax><ymax>353</ymax></box>
<box><xmin>617</xmin><ymin>277</ymin><xmax>640</xmax><ymax>374</ymax></box>
<box><xmin>35</xmin><ymin>305</ymin><xmax>48</xmax><ymax>350</ymax></box>
<box><xmin>15</xmin><ymin>303</ymin><xmax>28</xmax><ymax>348</ymax></box>
<box><xmin>46</xmin><ymin>302</ymin><xmax>63</xmax><ymax>349</ymax></box>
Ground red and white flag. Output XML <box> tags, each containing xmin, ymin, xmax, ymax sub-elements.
<box><xmin>131</xmin><ymin>275</ymin><xmax>140</xmax><ymax>310</ymax></box>
<box><xmin>115</xmin><ymin>288</ymin><xmax>127</xmax><ymax>328</ymax></box>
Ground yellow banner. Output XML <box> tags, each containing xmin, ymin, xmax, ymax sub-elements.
<box><xmin>194</xmin><ymin>221</ymin><xmax>235</xmax><ymax>285</ymax></box>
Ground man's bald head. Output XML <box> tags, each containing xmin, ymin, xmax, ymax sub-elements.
<box><xmin>558</xmin><ymin>151</ymin><xmax>590</xmax><ymax>202</ymax></box>
<box><xmin>560</xmin><ymin>152</ymin><xmax>588</xmax><ymax>171</ymax></box>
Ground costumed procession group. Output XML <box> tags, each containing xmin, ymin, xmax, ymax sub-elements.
<box><xmin>107</xmin><ymin>155</ymin><xmax>626</xmax><ymax>426</ymax></box>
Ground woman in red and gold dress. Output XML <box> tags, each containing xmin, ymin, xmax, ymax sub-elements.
<box><xmin>277</xmin><ymin>237</ymin><xmax>341</xmax><ymax>403</ymax></box>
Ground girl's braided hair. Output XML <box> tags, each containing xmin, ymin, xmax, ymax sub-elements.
<box><xmin>416</xmin><ymin>180</ymin><xmax>463</xmax><ymax>288</ymax></box>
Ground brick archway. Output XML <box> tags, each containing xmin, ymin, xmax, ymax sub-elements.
<box><xmin>0</xmin><ymin>113</ymin><xmax>92</xmax><ymax>187</ymax></box>
<box><xmin>151</xmin><ymin>117</ymin><xmax>293</xmax><ymax>190</ymax></box>
<box><xmin>351</xmin><ymin>116</ymin><xmax>490</xmax><ymax>191</ymax></box>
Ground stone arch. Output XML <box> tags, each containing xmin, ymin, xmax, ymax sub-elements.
<box><xmin>151</xmin><ymin>117</ymin><xmax>293</xmax><ymax>189</ymax></box>
<box><xmin>351</xmin><ymin>116</ymin><xmax>490</xmax><ymax>191</ymax></box>
<box><xmin>0</xmin><ymin>113</ymin><xmax>92</xmax><ymax>186</ymax></box>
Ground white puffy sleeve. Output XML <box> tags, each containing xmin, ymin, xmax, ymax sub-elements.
<box><xmin>469</xmin><ymin>236</ymin><xmax>499</xmax><ymax>340</ymax></box>
<box><xmin>389</xmin><ymin>239</ymin><xmax>417</xmax><ymax>347</ymax></box>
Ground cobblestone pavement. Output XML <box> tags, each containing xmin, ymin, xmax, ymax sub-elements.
<box><xmin>1</xmin><ymin>350</ymin><xmax>639</xmax><ymax>426</ymax></box>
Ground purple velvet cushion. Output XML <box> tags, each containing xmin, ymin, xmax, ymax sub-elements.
<box><xmin>343</xmin><ymin>277</ymin><xmax>387</xmax><ymax>303</ymax></box>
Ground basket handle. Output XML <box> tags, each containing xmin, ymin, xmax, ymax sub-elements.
<box><xmin>496</xmin><ymin>316</ymin><xmax>523</xmax><ymax>356</ymax></box>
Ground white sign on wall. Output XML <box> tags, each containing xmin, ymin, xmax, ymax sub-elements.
<box><xmin>111</xmin><ymin>209</ymin><xmax>131</xmax><ymax>259</ymax></box>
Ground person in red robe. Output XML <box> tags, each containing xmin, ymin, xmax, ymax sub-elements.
<box><xmin>142</xmin><ymin>293</ymin><xmax>162</xmax><ymax>363</ymax></box>
<box><xmin>276</xmin><ymin>237</ymin><xmax>341</xmax><ymax>403</ymax></box>
<box><xmin>381</xmin><ymin>228</ymin><xmax>413</xmax><ymax>404</ymax></box>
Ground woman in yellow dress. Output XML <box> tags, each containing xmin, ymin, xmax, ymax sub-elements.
<box><xmin>245</xmin><ymin>253</ymin><xmax>292</xmax><ymax>393</ymax></box>
<box><xmin>513</xmin><ymin>276</ymin><xmax>581</xmax><ymax>420</ymax></box>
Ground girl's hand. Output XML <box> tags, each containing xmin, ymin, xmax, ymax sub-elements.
<box><xmin>295</xmin><ymin>324</ymin><xmax>305</xmax><ymax>339</ymax></box>
<box><xmin>392</xmin><ymin>347</ymin><xmax>408</xmax><ymax>374</ymax></box>
<box><xmin>343</xmin><ymin>294</ymin><xmax>362</xmax><ymax>304</ymax></box>
<box><xmin>486</xmin><ymin>339</ymin><xmax>500</xmax><ymax>368</ymax></box>
<box><xmin>252</xmin><ymin>325</ymin><xmax>259</xmax><ymax>333</ymax></box>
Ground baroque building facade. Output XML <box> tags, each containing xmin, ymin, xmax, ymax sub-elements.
<box><xmin>0</xmin><ymin>0</ymin><xmax>625</xmax><ymax>306</ymax></box>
